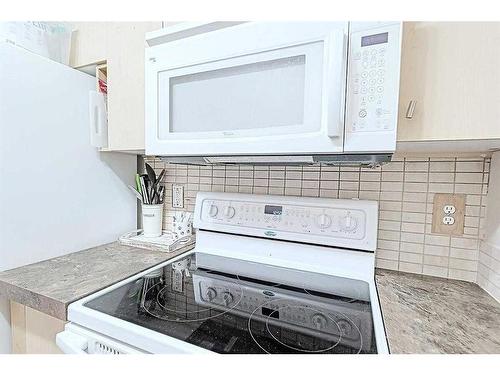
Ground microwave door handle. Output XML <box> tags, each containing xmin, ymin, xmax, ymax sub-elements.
<box><xmin>326</xmin><ymin>30</ymin><xmax>348</xmax><ymax>138</ymax></box>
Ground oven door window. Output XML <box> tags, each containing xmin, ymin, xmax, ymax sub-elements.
<box><xmin>157</xmin><ymin>42</ymin><xmax>324</xmax><ymax>140</ymax></box>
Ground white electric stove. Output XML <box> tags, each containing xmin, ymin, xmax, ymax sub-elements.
<box><xmin>57</xmin><ymin>192</ymin><xmax>388</xmax><ymax>354</ymax></box>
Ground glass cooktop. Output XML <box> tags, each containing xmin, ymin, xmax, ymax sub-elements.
<box><xmin>84</xmin><ymin>253</ymin><xmax>377</xmax><ymax>354</ymax></box>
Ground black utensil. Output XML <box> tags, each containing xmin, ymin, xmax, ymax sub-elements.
<box><xmin>145</xmin><ymin>163</ymin><xmax>157</xmax><ymax>186</ymax></box>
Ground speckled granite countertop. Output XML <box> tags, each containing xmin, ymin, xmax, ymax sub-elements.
<box><xmin>376</xmin><ymin>268</ymin><xmax>500</xmax><ymax>354</ymax></box>
<box><xmin>0</xmin><ymin>242</ymin><xmax>192</xmax><ymax>320</ymax></box>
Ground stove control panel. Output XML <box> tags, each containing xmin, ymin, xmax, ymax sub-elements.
<box><xmin>193</xmin><ymin>271</ymin><xmax>372</xmax><ymax>350</ymax></box>
<box><xmin>194</xmin><ymin>192</ymin><xmax>378</xmax><ymax>250</ymax></box>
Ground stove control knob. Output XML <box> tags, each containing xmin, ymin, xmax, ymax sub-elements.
<box><xmin>340</xmin><ymin>213</ymin><xmax>358</xmax><ymax>232</ymax></box>
<box><xmin>224</xmin><ymin>206</ymin><xmax>236</xmax><ymax>219</ymax></box>
<box><xmin>311</xmin><ymin>313</ymin><xmax>328</xmax><ymax>330</ymax></box>
<box><xmin>222</xmin><ymin>292</ymin><xmax>234</xmax><ymax>306</ymax></box>
<box><xmin>337</xmin><ymin>319</ymin><xmax>354</xmax><ymax>338</ymax></box>
<box><xmin>208</xmin><ymin>204</ymin><xmax>218</xmax><ymax>218</ymax></box>
<box><xmin>205</xmin><ymin>287</ymin><xmax>217</xmax><ymax>301</ymax></box>
<box><xmin>315</xmin><ymin>214</ymin><xmax>332</xmax><ymax>229</ymax></box>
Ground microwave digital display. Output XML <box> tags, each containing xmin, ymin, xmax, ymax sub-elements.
<box><xmin>264</xmin><ymin>205</ymin><xmax>282</xmax><ymax>215</ymax></box>
<box><xmin>361</xmin><ymin>32</ymin><xmax>388</xmax><ymax>47</ymax></box>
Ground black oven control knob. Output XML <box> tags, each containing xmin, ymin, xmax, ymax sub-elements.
<box><xmin>311</xmin><ymin>313</ymin><xmax>328</xmax><ymax>330</ymax></box>
<box><xmin>205</xmin><ymin>287</ymin><xmax>217</xmax><ymax>301</ymax></box>
<box><xmin>222</xmin><ymin>292</ymin><xmax>234</xmax><ymax>306</ymax></box>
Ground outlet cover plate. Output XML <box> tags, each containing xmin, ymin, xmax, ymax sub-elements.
<box><xmin>172</xmin><ymin>184</ymin><xmax>184</xmax><ymax>208</ymax></box>
<box><xmin>432</xmin><ymin>193</ymin><xmax>465</xmax><ymax>236</ymax></box>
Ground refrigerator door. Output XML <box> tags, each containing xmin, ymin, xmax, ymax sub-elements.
<box><xmin>0</xmin><ymin>42</ymin><xmax>137</xmax><ymax>352</ymax></box>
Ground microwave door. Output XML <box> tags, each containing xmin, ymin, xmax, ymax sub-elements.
<box><xmin>146</xmin><ymin>22</ymin><xmax>348</xmax><ymax>156</ymax></box>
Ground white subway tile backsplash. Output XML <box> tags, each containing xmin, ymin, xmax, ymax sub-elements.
<box><xmin>404</xmin><ymin>162</ymin><xmax>429</xmax><ymax>172</ymax></box>
<box><xmin>429</xmin><ymin>161</ymin><xmax>455</xmax><ymax>172</ymax></box>
<box><xmin>448</xmin><ymin>269</ymin><xmax>476</xmax><ymax>282</ymax></box>
<box><xmin>424</xmin><ymin>255</ymin><xmax>449</xmax><ymax>267</ymax></box>
<box><xmin>399</xmin><ymin>252</ymin><xmax>424</xmax><ymax>264</ymax></box>
<box><xmin>424</xmin><ymin>244</ymin><xmax>450</xmax><ymax>257</ymax></box>
<box><xmin>399</xmin><ymin>262</ymin><xmax>423</xmax><ymax>273</ymax></box>
<box><xmin>376</xmin><ymin>259</ymin><xmax>399</xmax><ymax>271</ymax></box>
<box><xmin>423</xmin><ymin>265</ymin><xmax>449</xmax><ymax>278</ymax></box>
<box><xmin>449</xmin><ymin>258</ymin><xmax>477</xmax><ymax>272</ymax></box>
<box><xmin>147</xmin><ymin>156</ymin><xmax>489</xmax><ymax>283</ymax></box>
<box><xmin>455</xmin><ymin>172</ymin><xmax>484</xmax><ymax>184</ymax></box>
<box><xmin>455</xmin><ymin>184</ymin><xmax>483</xmax><ymax>194</ymax></box>
<box><xmin>456</xmin><ymin>161</ymin><xmax>484</xmax><ymax>173</ymax></box>
<box><xmin>402</xmin><ymin>212</ymin><xmax>426</xmax><ymax>223</ymax></box>
<box><xmin>400</xmin><ymin>242</ymin><xmax>424</xmax><ymax>254</ymax></box>
<box><xmin>381</xmin><ymin>171</ymin><xmax>403</xmax><ymax>181</ymax></box>
<box><xmin>402</xmin><ymin>202</ymin><xmax>427</xmax><ymax>213</ymax></box>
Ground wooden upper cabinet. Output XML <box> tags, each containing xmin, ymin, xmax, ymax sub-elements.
<box><xmin>70</xmin><ymin>22</ymin><xmax>162</xmax><ymax>151</ymax></box>
<box><xmin>70</xmin><ymin>22</ymin><xmax>108</xmax><ymax>67</ymax></box>
<box><xmin>397</xmin><ymin>22</ymin><xmax>500</xmax><ymax>142</ymax></box>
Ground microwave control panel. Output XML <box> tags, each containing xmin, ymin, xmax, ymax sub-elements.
<box><xmin>344</xmin><ymin>23</ymin><xmax>402</xmax><ymax>152</ymax></box>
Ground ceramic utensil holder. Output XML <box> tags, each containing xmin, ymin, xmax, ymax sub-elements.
<box><xmin>142</xmin><ymin>204</ymin><xmax>163</xmax><ymax>237</ymax></box>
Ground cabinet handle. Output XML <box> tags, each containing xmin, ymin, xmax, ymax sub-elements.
<box><xmin>405</xmin><ymin>100</ymin><xmax>417</xmax><ymax>119</ymax></box>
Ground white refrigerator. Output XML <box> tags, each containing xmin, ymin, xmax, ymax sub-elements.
<box><xmin>0</xmin><ymin>42</ymin><xmax>137</xmax><ymax>353</ymax></box>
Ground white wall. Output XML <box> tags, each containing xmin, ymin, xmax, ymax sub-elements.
<box><xmin>478</xmin><ymin>151</ymin><xmax>500</xmax><ymax>301</ymax></box>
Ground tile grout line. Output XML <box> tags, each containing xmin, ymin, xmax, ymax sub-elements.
<box><xmin>419</xmin><ymin>157</ymin><xmax>431</xmax><ymax>274</ymax></box>
<box><xmin>397</xmin><ymin>158</ymin><xmax>406</xmax><ymax>272</ymax></box>
<box><xmin>476</xmin><ymin>157</ymin><xmax>488</xmax><ymax>282</ymax></box>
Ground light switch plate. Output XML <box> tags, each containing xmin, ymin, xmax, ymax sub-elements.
<box><xmin>432</xmin><ymin>193</ymin><xmax>465</xmax><ymax>235</ymax></box>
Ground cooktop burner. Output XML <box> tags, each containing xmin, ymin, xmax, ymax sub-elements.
<box><xmin>84</xmin><ymin>253</ymin><xmax>377</xmax><ymax>354</ymax></box>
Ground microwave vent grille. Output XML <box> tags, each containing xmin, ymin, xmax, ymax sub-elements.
<box><xmin>159</xmin><ymin>154</ymin><xmax>392</xmax><ymax>168</ymax></box>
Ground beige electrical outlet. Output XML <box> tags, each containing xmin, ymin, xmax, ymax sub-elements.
<box><xmin>432</xmin><ymin>193</ymin><xmax>466</xmax><ymax>235</ymax></box>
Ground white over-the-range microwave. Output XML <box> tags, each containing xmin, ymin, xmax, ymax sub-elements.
<box><xmin>145</xmin><ymin>22</ymin><xmax>402</xmax><ymax>166</ymax></box>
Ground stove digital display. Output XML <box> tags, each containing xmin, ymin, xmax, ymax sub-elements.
<box><xmin>264</xmin><ymin>205</ymin><xmax>283</xmax><ymax>215</ymax></box>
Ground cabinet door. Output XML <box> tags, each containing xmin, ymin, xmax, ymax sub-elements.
<box><xmin>70</xmin><ymin>22</ymin><xmax>108</xmax><ymax>67</ymax></box>
<box><xmin>107</xmin><ymin>22</ymin><xmax>161</xmax><ymax>151</ymax></box>
<box><xmin>397</xmin><ymin>22</ymin><xmax>500</xmax><ymax>141</ymax></box>
<box><xmin>10</xmin><ymin>301</ymin><xmax>65</xmax><ymax>354</ymax></box>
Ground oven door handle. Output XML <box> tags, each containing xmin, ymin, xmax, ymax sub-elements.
<box><xmin>56</xmin><ymin>330</ymin><xmax>89</xmax><ymax>354</ymax></box>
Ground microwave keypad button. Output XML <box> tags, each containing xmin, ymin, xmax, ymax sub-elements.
<box><xmin>358</xmin><ymin>109</ymin><xmax>367</xmax><ymax>118</ymax></box>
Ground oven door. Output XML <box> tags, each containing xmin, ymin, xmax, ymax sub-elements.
<box><xmin>145</xmin><ymin>22</ymin><xmax>348</xmax><ymax>156</ymax></box>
